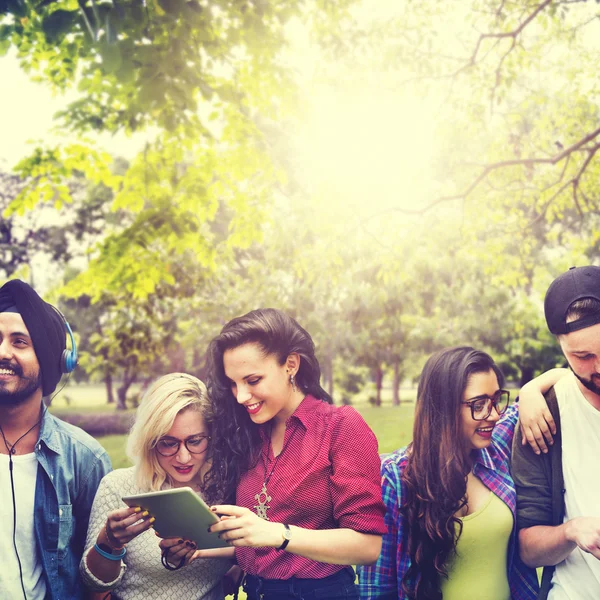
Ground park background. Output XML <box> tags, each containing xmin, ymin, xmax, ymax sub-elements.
<box><xmin>2</xmin><ymin>0</ymin><xmax>597</xmax><ymax>492</ymax></box>
<box><xmin>1</xmin><ymin>0</ymin><xmax>599</xmax><ymax>593</ymax></box>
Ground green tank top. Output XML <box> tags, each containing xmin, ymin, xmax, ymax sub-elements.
<box><xmin>440</xmin><ymin>491</ymin><xmax>512</xmax><ymax>600</ymax></box>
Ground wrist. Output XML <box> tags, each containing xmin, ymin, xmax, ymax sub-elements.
<box><xmin>103</xmin><ymin>522</ymin><xmax>125</xmax><ymax>550</ymax></box>
<box><xmin>564</xmin><ymin>519</ymin><xmax>577</xmax><ymax>544</ymax></box>
<box><xmin>277</xmin><ymin>524</ymin><xmax>292</xmax><ymax>551</ymax></box>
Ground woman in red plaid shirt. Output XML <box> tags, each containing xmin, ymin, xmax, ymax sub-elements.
<box><xmin>357</xmin><ymin>346</ymin><xmax>549</xmax><ymax>600</ymax></box>
<box><xmin>162</xmin><ymin>308</ymin><xmax>387</xmax><ymax>599</ymax></box>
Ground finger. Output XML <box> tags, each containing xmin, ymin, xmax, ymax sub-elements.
<box><xmin>524</xmin><ymin>427</ymin><xmax>542</xmax><ymax>455</ymax></box>
<box><xmin>218</xmin><ymin>527</ymin><xmax>241</xmax><ymax>541</ymax></box>
<box><xmin>110</xmin><ymin>506</ymin><xmax>142</xmax><ymax>521</ymax></box>
<box><xmin>544</xmin><ymin>408</ymin><xmax>557</xmax><ymax>437</ymax></box>
<box><xmin>169</xmin><ymin>541</ymin><xmax>197</xmax><ymax>561</ymax></box>
<box><xmin>159</xmin><ymin>537</ymin><xmax>186</xmax><ymax>550</ymax></box>
<box><xmin>228</xmin><ymin>536</ymin><xmax>248</xmax><ymax>547</ymax></box>
<box><xmin>124</xmin><ymin>516</ymin><xmax>155</xmax><ymax>541</ymax></box>
<box><xmin>183</xmin><ymin>545</ymin><xmax>197</xmax><ymax>564</ymax></box>
<box><xmin>210</xmin><ymin>518</ymin><xmax>246</xmax><ymax>534</ymax></box>
<box><xmin>531</xmin><ymin>424</ymin><xmax>549</xmax><ymax>454</ymax></box>
<box><xmin>122</xmin><ymin>510</ymin><xmax>152</xmax><ymax>528</ymax></box>
<box><xmin>210</xmin><ymin>505</ymin><xmax>249</xmax><ymax>518</ymax></box>
<box><xmin>539</xmin><ymin>419</ymin><xmax>554</xmax><ymax>446</ymax></box>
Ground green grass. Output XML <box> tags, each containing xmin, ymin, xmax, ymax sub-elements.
<box><xmin>49</xmin><ymin>382</ymin><xmax>138</xmax><ymax>416</ymax></box>
<box><xmin>359</xmin><ymin>404</ymin><xmax>415</xmax><ymax>453</ymax></box>
<box><xmin>96</xmin><ymin>434</ymin><xmax>131</xmax><ymax>469</ymax></box>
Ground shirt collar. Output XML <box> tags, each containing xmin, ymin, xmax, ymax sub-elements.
<box><xmin>258</xmin><ymin>394</ymin><xmax>317</xmax><ymax>441</ymax></box>
<box><xmin>472</xmin><ymin>445</ymin><xmax>496</xmax><ymax>472</ymax></box>
<box><xmin>287</xmin><ymin>394</ymin><xmax>318</xmax><ymax>430</ymax></box>
<box><xmin>37</xmin><ymin>409</ymin><xmax>62</xmax><ymax>455</ymax></box>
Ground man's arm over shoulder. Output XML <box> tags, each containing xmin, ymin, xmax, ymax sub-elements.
<box><xmin>511</xmin><ymin>393</ymin><xmax>589</xmax><ymax>568</ymax></box>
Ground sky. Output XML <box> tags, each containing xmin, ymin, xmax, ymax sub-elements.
<box><xmin>0</xmin><ymin>49</ymin><xmax>146</xmax><ymax>168</ymax></box>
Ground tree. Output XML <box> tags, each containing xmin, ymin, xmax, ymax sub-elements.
<box><xmin>316</xmin><ymin>0</ymin><xmax>600</xmax><ymax>282</ymax></box>
<box><xmin>1</xmin><ymin>0</ymin><xmax>357</xmax><ymax>298</ymax></box>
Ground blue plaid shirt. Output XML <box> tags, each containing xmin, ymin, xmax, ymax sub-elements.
<box><xmin>357</xmin><ymin>405</ymin><xmax>539</xmax><ymax>599</ymax></box>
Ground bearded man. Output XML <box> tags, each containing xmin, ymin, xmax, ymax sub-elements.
<box><xmin>513</xmin><ymin>266</ymin><xmax>600</xmax><ymax>600</ymax></box>
<box><xmin>0</xmin><ymin>279</ymin><xmax>111</xmax><ymax>599</ymax></box>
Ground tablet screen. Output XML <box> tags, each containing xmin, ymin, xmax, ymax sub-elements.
<box><xmin>122</xmin><ymin>487</ymin><xmax>230</xmax><ymax>550</ymax></box>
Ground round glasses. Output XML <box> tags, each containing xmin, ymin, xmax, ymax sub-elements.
<box><xmin>154</xmin><ymin>435</ymin><xmax>210</xmax><ymax>457</ymax></box>
<box><xmin>461</xmin><ymin>390</ymin><xmax>510</xmax><ymax>421</ymax></box>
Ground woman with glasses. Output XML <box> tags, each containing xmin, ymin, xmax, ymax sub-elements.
<box><xmin>80</xmin><ymin>373</ymin><xmax>232</xmax><ymax>599</ymax></box>
<box><xmin>358</xmin><ymin>346</ymin><xmax>544</xmax><ymax>600</ymax></box>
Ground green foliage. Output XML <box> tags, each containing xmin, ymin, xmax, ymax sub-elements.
<box><xmin>4</xmin><ymin>0</ymin><xmax>597</xmax><ymax>403</ymax></box>
<box><xmin>1</xmin><ymin>0</ymin><xmax>354</xmax><ymax>134</ymax></box>
<box><xmin>5</xmin><ymin>143</ymin><xmax>119</xmax><ymax>215</ymax></box>
<box><xmin>1</xmin><ymin>0</ymin><xmax>355</xmax><ymax>298</ymax></box>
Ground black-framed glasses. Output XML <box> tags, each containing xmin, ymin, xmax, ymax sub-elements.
<box><xmin>461</xmin><ymin>389</ymin><xmax>510</xmax><ymax>421</ymax></box>
<box><xmin>154</xmin><ymin>435</ymin><xmax>211</xmax><ymax>457</ymax></box>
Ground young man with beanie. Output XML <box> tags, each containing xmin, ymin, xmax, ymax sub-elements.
<box><xmin>512</xmin><ymin>266</ymin><xmax>600</xmax><ymax>600</ymax></box>
<box><xmin>0</xmin><ymin>279</ymin><xmax>112</xmax><ymax>599</ymax></box>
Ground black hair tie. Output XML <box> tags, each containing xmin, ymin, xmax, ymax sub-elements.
<box><xmin>161</xmin><ymin>547</ymin><xmax>186</xmax><ymax>571</ymax></box>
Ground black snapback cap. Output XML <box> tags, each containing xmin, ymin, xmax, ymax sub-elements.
<box><xmin>544</xmin><ymin>266</ymin><xmax>600</xmax><ymax>334</ymax></box>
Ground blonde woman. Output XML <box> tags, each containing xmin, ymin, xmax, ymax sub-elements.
<box><xmin>80</xmin><ymin>373</ymin><xmax>232</xmax><ymax>599</ymax></box>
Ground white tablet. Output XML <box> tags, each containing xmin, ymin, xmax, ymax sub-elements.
<box><xmin>122</xmin><ymin>487</ymin><xmax>230</xmax><ymax>550</ymax></box>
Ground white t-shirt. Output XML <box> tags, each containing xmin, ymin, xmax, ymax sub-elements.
<box><xmin>0</xmin><ymin>451</ymin><xmax>47</xmax><ymax>599</ymax></box>
<box><xmin>549</xmin><ymin>372</ymin><xmax>600</xmax><ymax>600</ymax></box>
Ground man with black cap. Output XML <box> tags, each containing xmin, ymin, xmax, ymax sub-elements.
<box><xmin>0</xmin><ymin>279</ymin><xmax>112</xmax><ymax>599</ymax></box>
<box><xmin>512</xmin><ymin>266</ymin><xmax>600</xmax><ymax>600</ymax></box>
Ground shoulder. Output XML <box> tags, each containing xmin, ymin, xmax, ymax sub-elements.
<box><xmin>97</xmin><ymin>467</ymin><xmax>138</xmax><ymax>495</ymax></box>
<box><xmin>92</xmin><ymin>468</ymin><xmax>139</xmax><ymax>515</ymax></box>
<box><xmin>380</xmin><ymin>447</ymin><xmax>409</xmax><ymax>506</ymax></box>
<box><xmin>328</xmin><ymin>404</ymin><xmax>371</xmax><ymax>430</ymax></box>
<box><xmin>299</xmin><ymin>398</ymin><xmax>373</xmax><ymax>433</ymax></box>
<box><xmin>544</xmin><ymin>386</ymin><xmax>562</xmax><ymax>424</ymax></box>
<box><xmin>44</xmin><ymin>412</ymin><xmax>109</xmax><ymax>460</ymax></box>
<box><xmin>381</xmin><ymin>446</ymin><xmax>409</xmax><ymax>479</ymax></box>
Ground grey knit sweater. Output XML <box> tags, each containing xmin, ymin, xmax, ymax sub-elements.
<box><xmin>80</xmin><ymin>467</ymin><xmax>232</xmax><ymax>600</ymax></box>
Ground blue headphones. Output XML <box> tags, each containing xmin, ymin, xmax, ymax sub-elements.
<box><xmin>52</xmin><ymin>306</ymin><xmax>78</xmax><ymax>374</ymax></box>
<box><xmin>61</xmin><ymin>318</ymin><xmax>78</xmax><ymax>373</ymax></box>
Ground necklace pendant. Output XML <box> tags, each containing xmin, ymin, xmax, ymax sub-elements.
<box><xmin>254</xmin><ymin>482</ymin><xmax>272</xmax><ymax>520</ymax></box>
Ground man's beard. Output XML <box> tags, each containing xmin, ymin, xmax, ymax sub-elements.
<box><xmin>0</xmin><ymin>362</ymin><xmax>42</xmax><ymax>407</ymax></box>
<box><xmin>570</xmin><ymin>366</ymin><xmax>600</xmax><ymax>396</ymax></box>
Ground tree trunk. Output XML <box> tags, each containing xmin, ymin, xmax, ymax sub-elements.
<box><xmin>374</xmin><ymin>366</ymin><xmax>383</xmax><ymax>406</ymax></box>
<box><xmin>116</xmin><ymin>368</ymin><xmax>137</xmax><ymax>411</ymax></box>
<box><xmin>105</xmin><ymin>372</ymin><xmax>115</xmax><ymax>404</ymax></box>
<box><xmin>519</xmin><ymin>365</ymin><xmax>534</xmax><ymax>387</ymax></box>
<box><xmin>392</xmin><ymin>360</ymin><xmax>401</xmax><ymax>406</ymax></box>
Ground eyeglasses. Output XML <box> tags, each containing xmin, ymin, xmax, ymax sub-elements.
<box><xmin>154</xmin><ymin>435</ymin><xmax>211</xmax><ymax>457</ymax></box>
<box><xmin>461</xmin><ymin>390</ymin><xmax>510</xmax><ymax>421</ymax></box>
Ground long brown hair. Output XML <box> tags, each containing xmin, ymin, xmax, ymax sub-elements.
<box><xmin>205</xmin><ymin>308</ymin><xmax>332</xmax><ymax>502</ymax></box>
<box><xmin>401</xmin><ymin>346</ymin><xmax>504</xmax><ymax>600</ymax></box>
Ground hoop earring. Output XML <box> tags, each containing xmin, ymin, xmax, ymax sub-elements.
<box><xmin>290</xmin><ymin>374</ymin><xmax>297</xmax><ymax>393</ymax></box>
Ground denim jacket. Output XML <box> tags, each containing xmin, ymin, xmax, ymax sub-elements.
<box><xmin>34</xmin><ymin>409</ymin><xmax>112</xmax><ymax>599</ymax></box>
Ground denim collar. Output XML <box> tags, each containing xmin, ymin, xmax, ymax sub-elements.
<box><xmin>37</xmin><ymin>408</ymin><xmax>63</xmax><ymax>455</ymax></box>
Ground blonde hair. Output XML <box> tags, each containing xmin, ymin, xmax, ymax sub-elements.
<box><xmin>127</xmin><ymin>373</ymin><xmax>213</xmax><ymax>491</ymax></box>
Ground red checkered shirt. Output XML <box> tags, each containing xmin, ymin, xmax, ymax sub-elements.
<box><xmin>235</xmin><ymin>394</ymin><xmax>387</xmax><ymax>579</ymax></box>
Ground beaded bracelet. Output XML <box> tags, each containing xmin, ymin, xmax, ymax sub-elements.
<box><xmin>94</xmin><ymin>543</ymin><xmax>127</xmax><ymax>561</ymax></box>
<box><xmin>105</xmin><ymin>523</ymin><xmax>124</xmax><ymax>550</ymax></box>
